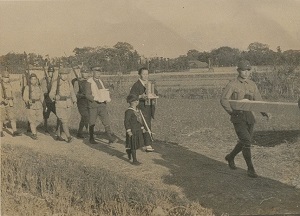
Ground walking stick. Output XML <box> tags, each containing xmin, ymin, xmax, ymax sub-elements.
<box><xmin>139</xmin><ymin>110</ymin><xmax>154</xmax><ymax>141</ymax></box>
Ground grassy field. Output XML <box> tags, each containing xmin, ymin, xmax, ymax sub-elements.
<box><xmin>2</xmin><ymin>67</ymin><xmax>300</xmax><ymax>215</ymax></box>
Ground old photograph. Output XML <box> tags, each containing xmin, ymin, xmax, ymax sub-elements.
<box><xmin>1</xmin><ymin>0</ymin><xmax>300</xmax><ymax>215</ymax></box>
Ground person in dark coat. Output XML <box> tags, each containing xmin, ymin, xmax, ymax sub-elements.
<box><xmin>71</xmin><ymin>66</ymin><xmax>90</xmax><ymax>138</ymax></box>
<box><xmin>124</xmin><ymin>94</ymin><xmax>145</xmax><ymax>165</ymax></box>
<box><xmin>129</xmin><ymin>67</ymin><xmax>157</xmax><ymax>152</ymax></box>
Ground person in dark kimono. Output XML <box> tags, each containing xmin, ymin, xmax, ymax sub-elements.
<box><xmin>72</xmin><ymin>66</ymin><xmax>90</xmax><ymax>138</ymax></box>
<box><xmin>129</xmin><ymin>67</ymin><xmax>157</xmax><ymax>152</ymax></box>
<box><xmin>124</xmin><ymin>94</ymin><xmax>145</xmax><ymax>165</ymax></box>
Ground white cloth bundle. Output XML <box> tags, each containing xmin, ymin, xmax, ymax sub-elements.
<box><xmin>88</xmin><ymin>78</ymin><xmax>111</xmax><ymax>103</ymax></box>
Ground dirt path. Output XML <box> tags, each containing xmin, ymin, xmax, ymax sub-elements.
<box><xmin>2</xmin><ymin>127</ymin><xmax>300</xmax><ymax>215</ymax></box>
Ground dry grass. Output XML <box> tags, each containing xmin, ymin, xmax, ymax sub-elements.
<box><xmin>1</xmin><ymin>144</ymin><xmax>214</xmax><ymax>216</ymax></box>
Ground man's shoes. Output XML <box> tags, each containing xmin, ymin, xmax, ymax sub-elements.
<box><xmin>31</xmin><ymin>134</ymin><xmax>38</xmax><ymax>140</ymax></box>
<box><xmin>13</xmin><ymin>131</ymin><xmax>22</xmax><ymax>137</ymax></box>
<box><xmin>145</xmin><ymin>145</ymin><xmax>154</xmax><ymax>152</ymax></box>
<box><xmin>225</xmin><ymin>154</ymin><xmax>237</xmax><ymax>170</ymax></box>
<box><xmin>107</xmin><ymin>133</ymin><xmax>117</xmax><ymax>144</ymax></box>
<box><xmin>89</xmin><ymin>138</ymin><xmax>98</xmax><ymax>144</ymax></box>
<box><xmin>56</xmin><ymin>136</ymin><xmax>65</xmax><ymax>141</ymax></box>
<box><xmin>247</xmin><ymin>169</ymin><xmax>258</xmax><ymax>178</ymax></box>
<box><xmin>108</xmin><ymin>137</ymin><xmax>117</xmax><ymax>144</ymax></box>
<box><xmin>76</xmin><ymin>133</ymin><xmax>85</xmax><ymax>139</ymax></box>
<box><xmin>132</xmin><ymin>160</ymin><xmax>141</xmax><ymax>166</ymax></box>
<box><xmin>67</xmin><ymin>136</ymin><xmax>73</xmax><ymax>143</ymax></box>
<box><xmin>0</xmin><ymin>131</ymin><xmax>4</xmax><ymax>137</ymax></box>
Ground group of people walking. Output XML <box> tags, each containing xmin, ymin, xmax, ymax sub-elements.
<box><xmin>2</xmin><ymin>60</ymin><xmax>291</xmax><ymax>175</ymax></box>
<box><xmin>1</xmin><ymin>66</ymin><xmax>157</xmax><ymax>165</ymax></box>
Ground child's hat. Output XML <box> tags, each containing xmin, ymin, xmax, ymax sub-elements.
<box><xmin>126</xmin><ymin>94</ymin><xmax>139</xmax><ymax>103</ymax></box>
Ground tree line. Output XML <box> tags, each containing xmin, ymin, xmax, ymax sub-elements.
<box><xmin>0</xmin><ymin>41</ymin><xmax>299</xmax><ymax>74</ymax></box>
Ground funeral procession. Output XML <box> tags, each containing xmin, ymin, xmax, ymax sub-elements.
<box><xmin>1</xmin><ymin>1</ymin><xmax>300</xmax><ymax>216</ymax></box>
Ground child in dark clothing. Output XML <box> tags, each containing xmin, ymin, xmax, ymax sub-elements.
<box><xmin>124</xmin><ymin>94</ymin><xmax>145</xmax><ymax>165</ymax></box>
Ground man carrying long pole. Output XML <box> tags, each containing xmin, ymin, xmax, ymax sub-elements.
<box><xmin>220</xmin><ymin>60</ymin><xmax>271</xmax><ymax>178</ymax></box>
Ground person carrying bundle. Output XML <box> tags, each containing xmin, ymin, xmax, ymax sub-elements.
<box><xmin>220</xmin><ymin>60</ymin><xmax>271</xmax><ymax>178</ymax></box>
<box><xmin>129</xmin><ymin>67</ymin><xmax>158</xmax><ymax>152</ymax></box>
<box><xmin>85</xmin><ymin>68</ymin><xmax>117</xmax><ymax>144</ymax></box>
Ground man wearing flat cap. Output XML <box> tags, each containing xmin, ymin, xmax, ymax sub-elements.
<box><xmin>49</xmin><ymin>68</ymin><xmax>77</xmax><ymax>143</ymax></box>
<box><xmin>72</xmin><ymin>66</ymin><xmax>90</xmax><ymax>138</ymax></box>
<box><xmin>85</xmin><ymin>68</ymin><xmax>117</xmax><ymax>144</ymax></box>
<box><xmin>220</xmin><ymin>60</ymin><xmax>271</xmax><ymax>178</ymax></box>
<box><xmin>23</xmin><ymin>73</ymin><xmax>44</xmax><ymax>140</ymax></box>
<box><xmin>0</xmin><ymin>70</ymin><xmax>22</xmax><ymax>137</ymax></box>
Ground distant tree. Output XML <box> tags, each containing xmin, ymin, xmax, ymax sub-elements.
<box><xmin>244</xmin><ymin>42</ymin><xmax>275</xmax><ymax>65</ymax></box>
<box><xmin>282</xmin><ymin>50</ymin><xmax>300</xmax><ymax>67</ymax></box>
<box><xmin>70</xmin><ymin>42</ymin><xmax>140</xmax><ymax>74</ymax></box>
<box><xmin>0</xmin><ymin>52</ymin><xmax>27</xmax><ymax>73</ymax></box>
<box><xmin>113</xmin><ymin>42</ymin><xmax>139</xmax><ymax>72</ymax></box>
<box><xmin>197</xmin><ymin>51</ymin><xmax>211</xmax><ymax>64</ymax></box>
<box><xmin>73</xmin><ymin>47</ymin><xmax>93</xmax><ymax>56</ymax></box>
<box><xmin>187</xmin><ymin>49</ymin><xmax>200</xmax><ymax>61</ymax></box>
<box><xmin>210</xmin><ymin>46</ymin><xmax>241</xmax><ymax>67</ymax></box>
<box><xmin>248</xmin><ymin>42</ymin><xmax>270</xmax><ymax>53</ymax></box>
<box><xmin>113</xmin><ymin>42</ymin><xmax>134</xmax><ymax>51</ymax></box>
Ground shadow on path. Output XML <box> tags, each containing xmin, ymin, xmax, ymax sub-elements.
<box><xmin>253</xmin><ymin>130</ymin><xmax>300</xmax><ymax>147</ymax></box>
<box><xmin>81</xmin><ymin>132</ymin><xmax>129</xmax><ymax>163</ymax></box>
<box><xmin>152</xmin><ymin>140</ymin><xmax>300</xmax><ymax>215</ymax></box>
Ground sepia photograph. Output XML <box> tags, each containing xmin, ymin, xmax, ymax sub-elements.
<box><xmin>1</xmin><ymin>0</ymin><xmax>300</xmax><ymax>215</ymax></box>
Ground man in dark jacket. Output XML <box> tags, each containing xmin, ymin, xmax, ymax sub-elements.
<box><xmin>72</xmin><ymin>66</ymin><xmax>90</xmax><ymax>138</ymax></box>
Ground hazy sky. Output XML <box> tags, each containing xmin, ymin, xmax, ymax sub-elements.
<box><xmin>1</xmin><ymin>0</ymin><xmax>300</xmax><ymax>58</ymax></box>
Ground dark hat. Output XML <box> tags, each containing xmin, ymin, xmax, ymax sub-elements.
<box><xmin>2</xmin><ymin>70</ymin><xmax>10</xmax><ymax>78</ymax></box>
<box><xmin>126</xmin><ymin>94</ymin><xmax>139</xmax><ymax>103</ymax></box>
<box><xmin>30</xmin><ymin>73</ymin><xmax>37</xmax><ymax>79</ymax></box>
<box><xmin>92</xmin><ymin>67</ymin><xmax>102</xmax><ymax>72</ymax></box>
<box><xmin>59</xmin><ymin>68</ymin><xmax>71</xmax><ymax>74</ymax></box>
<box><xmin>80</xmin><ymin>66</ymin><xmax>90</xmax><ymax>73</ymax></box>
<box><xmin>48</xmin><ymin>65</ymin><xmax>55</xmax><ymax>72</ymax></box>
<box><xmin>237</xmin><ymin>60</ymin><xmax>251</xmax><ymax>71</ymax></box>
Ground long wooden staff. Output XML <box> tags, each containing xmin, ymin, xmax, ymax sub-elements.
<box><xmin>139</xmin><ymin>110</ymin><xmax>154</xmax><ymax>141</ymax></box>
<box><xmin>64</xmin><ymin>52</ymin><xmax>79</xmax><ymax>80</ymax></box>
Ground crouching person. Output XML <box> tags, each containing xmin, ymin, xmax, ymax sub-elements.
<box><xmin>23</xmin><ymin>73</ymin><xmax>44</xmax><ymax>140</ymax></box>
<box><xmin>49</xmin><ymin>68</ymin><xmax>77</xmax><ymax>143</ymax></box>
